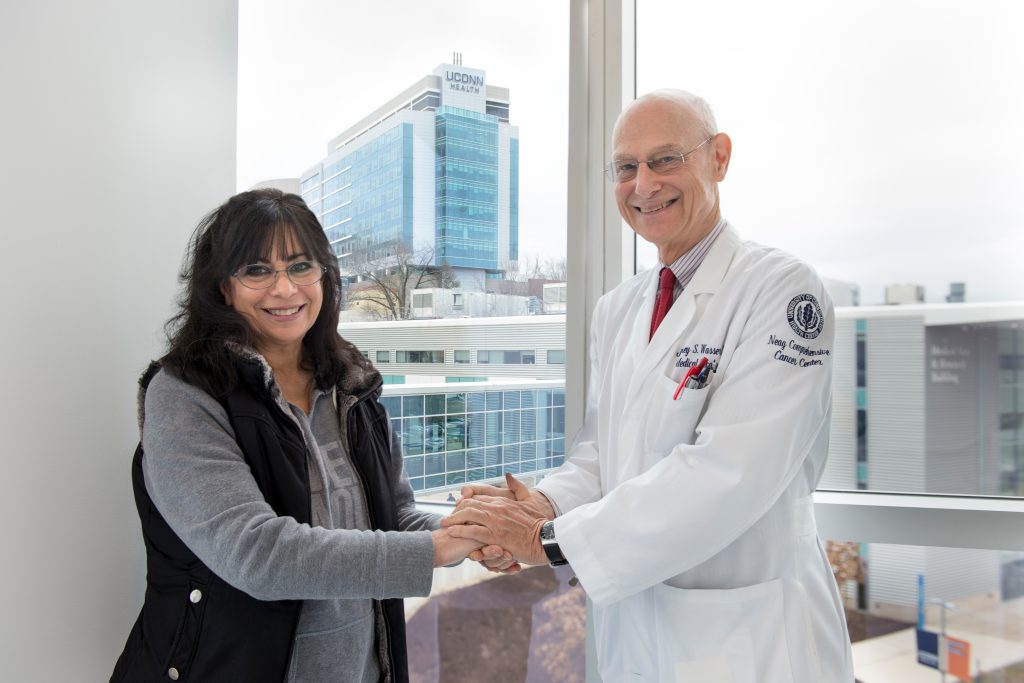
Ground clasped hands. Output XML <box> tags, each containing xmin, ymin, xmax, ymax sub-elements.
<box><xmin>432</xmin><ymin>473</ymin><xmax>555</xmax><ymax>572</ymax></box>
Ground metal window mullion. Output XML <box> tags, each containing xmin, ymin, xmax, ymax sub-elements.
<box><xmin>568</xmin><ymin>2</ymin><xmax>635</xmax><ymax>682</ymax></box>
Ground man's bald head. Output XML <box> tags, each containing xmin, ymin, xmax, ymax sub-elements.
<box><xmin>613</xmin><ymin>90</ymin><xmax>718</xmax><ymax>148</ymax></box>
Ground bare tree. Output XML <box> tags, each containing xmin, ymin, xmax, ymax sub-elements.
<box><xmin>344</xmin><ymin>243</ymin><xmax>458</xmax><ymax>320</ymax></box>
<box><xmin>512</xmin><ymin>253</ymin><xmax>567</xmax><ymax>282</ymax></box>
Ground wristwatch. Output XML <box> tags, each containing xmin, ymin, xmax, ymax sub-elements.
<box><xmin>539</xmin><ymin>520</ymin><xmax>568</xmax><ymax>567</ymax></box>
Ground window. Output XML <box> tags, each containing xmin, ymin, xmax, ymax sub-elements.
<box><xmin>478</xmin><ymin>350</ymin><xmax>535</xmax><ymax>364</ymax></box>
<box><xmin>239</xmin><ymin>2</ymin><xmax>573</xmax><ymax>679</ymax></box>
<box><xmin>547</xmin><ymin>349</ymin><xmax>565</xmax><ymax>365</ymax></box>
<box><xmin>376</xmin><ymin>350</ymin><xmax>389</xmax><ymax>363</ymax></box>
<box><xmin>639</xmin><ymin>0</ymin><xmax>1024</xmax><ymax>499</ymax></box>
<box><xmin>639</xmin><ymin>2</ymin><xmax>1024</xmax><ymax>680</ymax></box>
<box><xmin>823</xmin><ymin>536</ymin><xmax>1024</xmax><ymax>681</ymax></box>
<box><xmin>389</xmin><ymin>386</ymin><xmax>566</xmax><ymax>492</ymax></box>
<box><xmin>396</xmin><ymin>350</ymin><xmax>443</xmax><ymax>363</ymax></box>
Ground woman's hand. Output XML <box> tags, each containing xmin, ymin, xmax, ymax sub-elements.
<box><xmin>431</xmin><ymin>527</ymin><xmax>485</xmax><ymax>567</ymax></box>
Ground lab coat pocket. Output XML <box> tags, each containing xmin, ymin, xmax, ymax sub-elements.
<box><xmin>643</xmin><ymin>374</ymin><xmax>711</xmax><ymax>456</ymax></box>
<box><xmin>652</xmin><ymin>579</ymin><xmax>794</xmax><ymax>683</ymax></box>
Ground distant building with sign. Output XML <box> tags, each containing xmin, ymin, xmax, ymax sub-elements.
<box><xmin>299</xmin><ymin>55</ymin><xmax>519</xmax><ymax>289</ymax></box>
<box><xmin>821</xmin><ymin>302</ymin><xmax>1024</xmax><ymax>620</ymax></box>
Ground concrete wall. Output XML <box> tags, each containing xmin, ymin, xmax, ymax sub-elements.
<box><xmin>865</xmin><ymin>317</ymin><xmax>927</xmax><ymax>490</ymax></box>
<box><xmin>0</xmin><ymin>2</ymin><xmax>237</xmax><ymax>679</ymax></box>
<box><xmin>821</xmin><ymin>315</ymin><xmax>857</xmax><ymax>489</ymax></box>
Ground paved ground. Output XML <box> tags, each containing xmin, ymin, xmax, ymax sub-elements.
<box><xmin>852</xmin><ymin>597</ymin><xmax>1024</xmax><ymax>682</ymax></box>
<box><xmin>405</xmin><ymin>567</ymin><xmax>1024</xmax><ymax>682</ymax></box>
<box><xmin>406</xmin><ymin>564</ymin><xmax>584</xmax><ymax>683</ymax></box>
<box><xmin>847</xmin><ymin>610</ymin><xmax>915</xmax><ymax>642</ymax></box>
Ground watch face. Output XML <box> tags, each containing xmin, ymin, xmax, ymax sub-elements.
<box><xmin>540</xmin><ymin>521</ymin><xmax>556</xmax><ymax>542</ymax></box>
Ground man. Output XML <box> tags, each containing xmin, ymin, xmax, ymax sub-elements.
<box><xmin>444</xmin><ymin>90</ymin><xmax>854</xmax><ymax>682</ymax></box>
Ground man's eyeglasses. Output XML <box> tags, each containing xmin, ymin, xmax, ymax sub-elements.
<box><xmin>232</xmin><ymin>260</ymin><xmax>327</xmax><ymax>289</ymax></box>
<box><xmin>605</xmin><ymin>136</ymin><xmax>714</xmax><ymax>182</ymax></box>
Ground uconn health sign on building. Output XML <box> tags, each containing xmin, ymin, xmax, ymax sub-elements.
<box><xmin>445</xmin><ymin>69</ymin><xmax>484</xmax><ymax>93</ymax></box>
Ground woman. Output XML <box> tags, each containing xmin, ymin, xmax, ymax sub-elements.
<box><xmin>111</xmin><ymin>189</ymin><xmax>503</xmax><ymax>682</ymax></box>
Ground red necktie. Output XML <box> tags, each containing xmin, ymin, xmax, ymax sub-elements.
<box><xmin>649</xmin><ymin>267</ymin><xmax>677</xmax><ymax>340</ymax></box>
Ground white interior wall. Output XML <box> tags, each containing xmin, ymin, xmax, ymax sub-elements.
<box><xmin>0</xmin><ymin>2</ymin><xmax>238</xmax><ymax>679</ymax></box>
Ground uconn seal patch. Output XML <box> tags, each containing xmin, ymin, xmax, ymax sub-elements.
<box><xmin>787</xmin><ymin>294</ymin><xmax>824</xmax><ymax>339</ymax></box>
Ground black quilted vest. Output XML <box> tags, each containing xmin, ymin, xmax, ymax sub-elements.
<box><xmin>110</xmin><ymin>358</ymin><xmax>409</xmax><ymax>682</ymax></box>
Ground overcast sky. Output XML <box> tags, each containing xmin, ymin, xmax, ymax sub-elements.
<box><xmin>239</xmin><ymin>1</ymin><xmax>1023</xmax><ymax>305</ymax></box>
<box><xmin>237</xmin><ymin>0</ymin><xmax>570</xmax><ymax>274</ymax></box>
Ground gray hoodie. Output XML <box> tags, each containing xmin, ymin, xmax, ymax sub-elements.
<box><xmin>141</xmin><ymin>354</ymin><xmax>438</xmax><ymax>682</ymax></box>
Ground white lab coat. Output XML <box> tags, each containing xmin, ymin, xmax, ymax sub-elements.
<box><xmin>537</xmin><ymin>223</ymin><xmax>854</xmax><ymax>682</ymax></box>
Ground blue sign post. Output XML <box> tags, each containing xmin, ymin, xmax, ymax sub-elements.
<box><xmin>918</xmin><ymin>574</ymin><xmax>926</xmax><ymax>630</ymax></box>
<box><xmin>916</xmin><ymin>629</ymin><xmax>940</xmax><ymax>669</ymax></box>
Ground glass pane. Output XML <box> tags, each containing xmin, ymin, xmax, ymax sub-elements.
<box><xmin>402</xmin><ymin>417</ymin><xmax>424</xmax><ymax>456</ymax></box>
<box><xmin>827</xmin><ymin>539</ymin><xmax>1024</xmax><ymax>681</ymax></box>
<box><xmin>424</xmin><ymin>415</ymin><xmax>445</xmax><ymax>453</ymax></box>
<box><xmin>466</xmin><ymin>413</ymin><xmax>485</xmax><ymax>449</ymax></box>
<box><xmin>380</xmin><ymin>395</ymin><xmax>401</xmax><ymax>418</ymax></box>
<box><xmin>638</xmin><ymin>0</ymin><xmax>1024</xmax><ymax>497</ymax></box>
<box><xmin>423</xmin><ymin>394</ymin><xmax>446</xmax><ymax>416</ymax></box>
<box><xmin>445</xmin><ymin>415</ymin><xmax>465</xmax><ymax>451</ymax></box>
<box><xmin>403</xmin><ymin>395</ymin><xmax>424</xmax><ymax>418</ymax></box>
<box><xmin>466</xmin><ymin>448</ymin><xmax>485</xmax><ymax>469</ymax></box>
<box><xmin>466</xmin><ymin>392</ymin><xmax>486</xmax><ymax>413</ymax></box>
<box><xmin>445</xmin><ymin>392</ymin><xmax>466</xmax><ymax>413</ymax></box>
<box><xmin>406</xmin><ymin>565</ymin><xmax>584</xmax><ymax>682</ymax></box>
<box><xmin>239</xmin><ymin>3</ymin><xmax>576</xmax><ymax>675</ymax></box>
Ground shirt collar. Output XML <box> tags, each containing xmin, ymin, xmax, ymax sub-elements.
<box><xmin>658</xmin><ymin>217</ymin><xmax>727</xmax><ymax>291</ymax></box>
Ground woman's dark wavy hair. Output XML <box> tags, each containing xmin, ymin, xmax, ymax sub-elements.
<box><xmin>161</xmin><ymin>188</ymin><xmax>351</xmax><ymax>397</ymax></box>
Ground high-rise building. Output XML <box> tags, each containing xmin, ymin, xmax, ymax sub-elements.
<box><xmin>947</xmin><ymin>281</ymin><xmax>966</xmax><ymax>303</ymax></box>
<box><xmin>300</xmin><ymin>57</ymin><xmax>519</xmax><ymax>287</ymax></box>
<box><xmin>885</xmin><ymin>283</ymin><xmax>925</xmax><ymax>305</ymax></box>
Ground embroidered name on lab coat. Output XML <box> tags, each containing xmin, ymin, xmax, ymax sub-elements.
<box><xmin>674</xmin><ymin>344</ymin><xmax>723</xmax><ymax>368</ymax></box>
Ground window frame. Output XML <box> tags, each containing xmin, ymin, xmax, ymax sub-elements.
<box><xmin>566</xmin><ymin>3</ymin><xmax>1024</xmax><ymax>679</ymax></box>
<box><xmin>571</xmin><ymin>0</ymin><xmax>1024</xmax><ymax>544</ymax></box>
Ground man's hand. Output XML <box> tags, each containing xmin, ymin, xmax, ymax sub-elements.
<box><xmin>460</xmin><ymin>472</ymin><xmax>557</xmax><ymax>522</ymax></box>
<box><xmin>441</xmin><ymin>473</ymin><xmax>553</xmax><ymax>566</ymax></box>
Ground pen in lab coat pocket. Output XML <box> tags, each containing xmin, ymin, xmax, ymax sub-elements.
<box><xmin>673</xmin><ymin>356</ymin><xmax>708</xmax><ymax>400</ymax></box>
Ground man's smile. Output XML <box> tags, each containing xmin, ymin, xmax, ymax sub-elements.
<box><xmin>636</xmin><ymin>198</ymin><xmax>678</xmax><ymax>214</ymax></box>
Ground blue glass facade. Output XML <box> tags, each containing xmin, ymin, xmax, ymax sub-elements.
<box><xmin>380</xmin><ymin>386</ymin><xmax>567</xmax><ymax>492</ymax></box>
<box><xmin>435</xmin><ymin>106</ymin><xmax>501</xmax><ymax>269</ymax></box>
<box><xmin>319</xmin><ymin>124</ymin><xmax>413</xmax><ymax>261</ymax></box>
<box><xmin>509</xmin><ymin>137</ymin><xmax>519</xmax><ymax>262</ymax></box>
<box><xmin>300</xmin><ymin>173</ymin><xmax>321</xmax><ymax>214</ymax></box>
<box><xmin>302</xmin><ymin>66</ymin><xmax>519</xmax><ymax>277</ymax></box>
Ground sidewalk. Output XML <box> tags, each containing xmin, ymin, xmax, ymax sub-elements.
<box><xmin>853</xmin><ymin>597</ymin><xmax>1024</xmax><ymax>682</ymax></box>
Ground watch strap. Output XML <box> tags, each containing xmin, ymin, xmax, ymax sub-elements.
<box><xmin>540</xmin><ymin>521</ymin><xmax>568</xmax><ymax>567</ymax></box>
